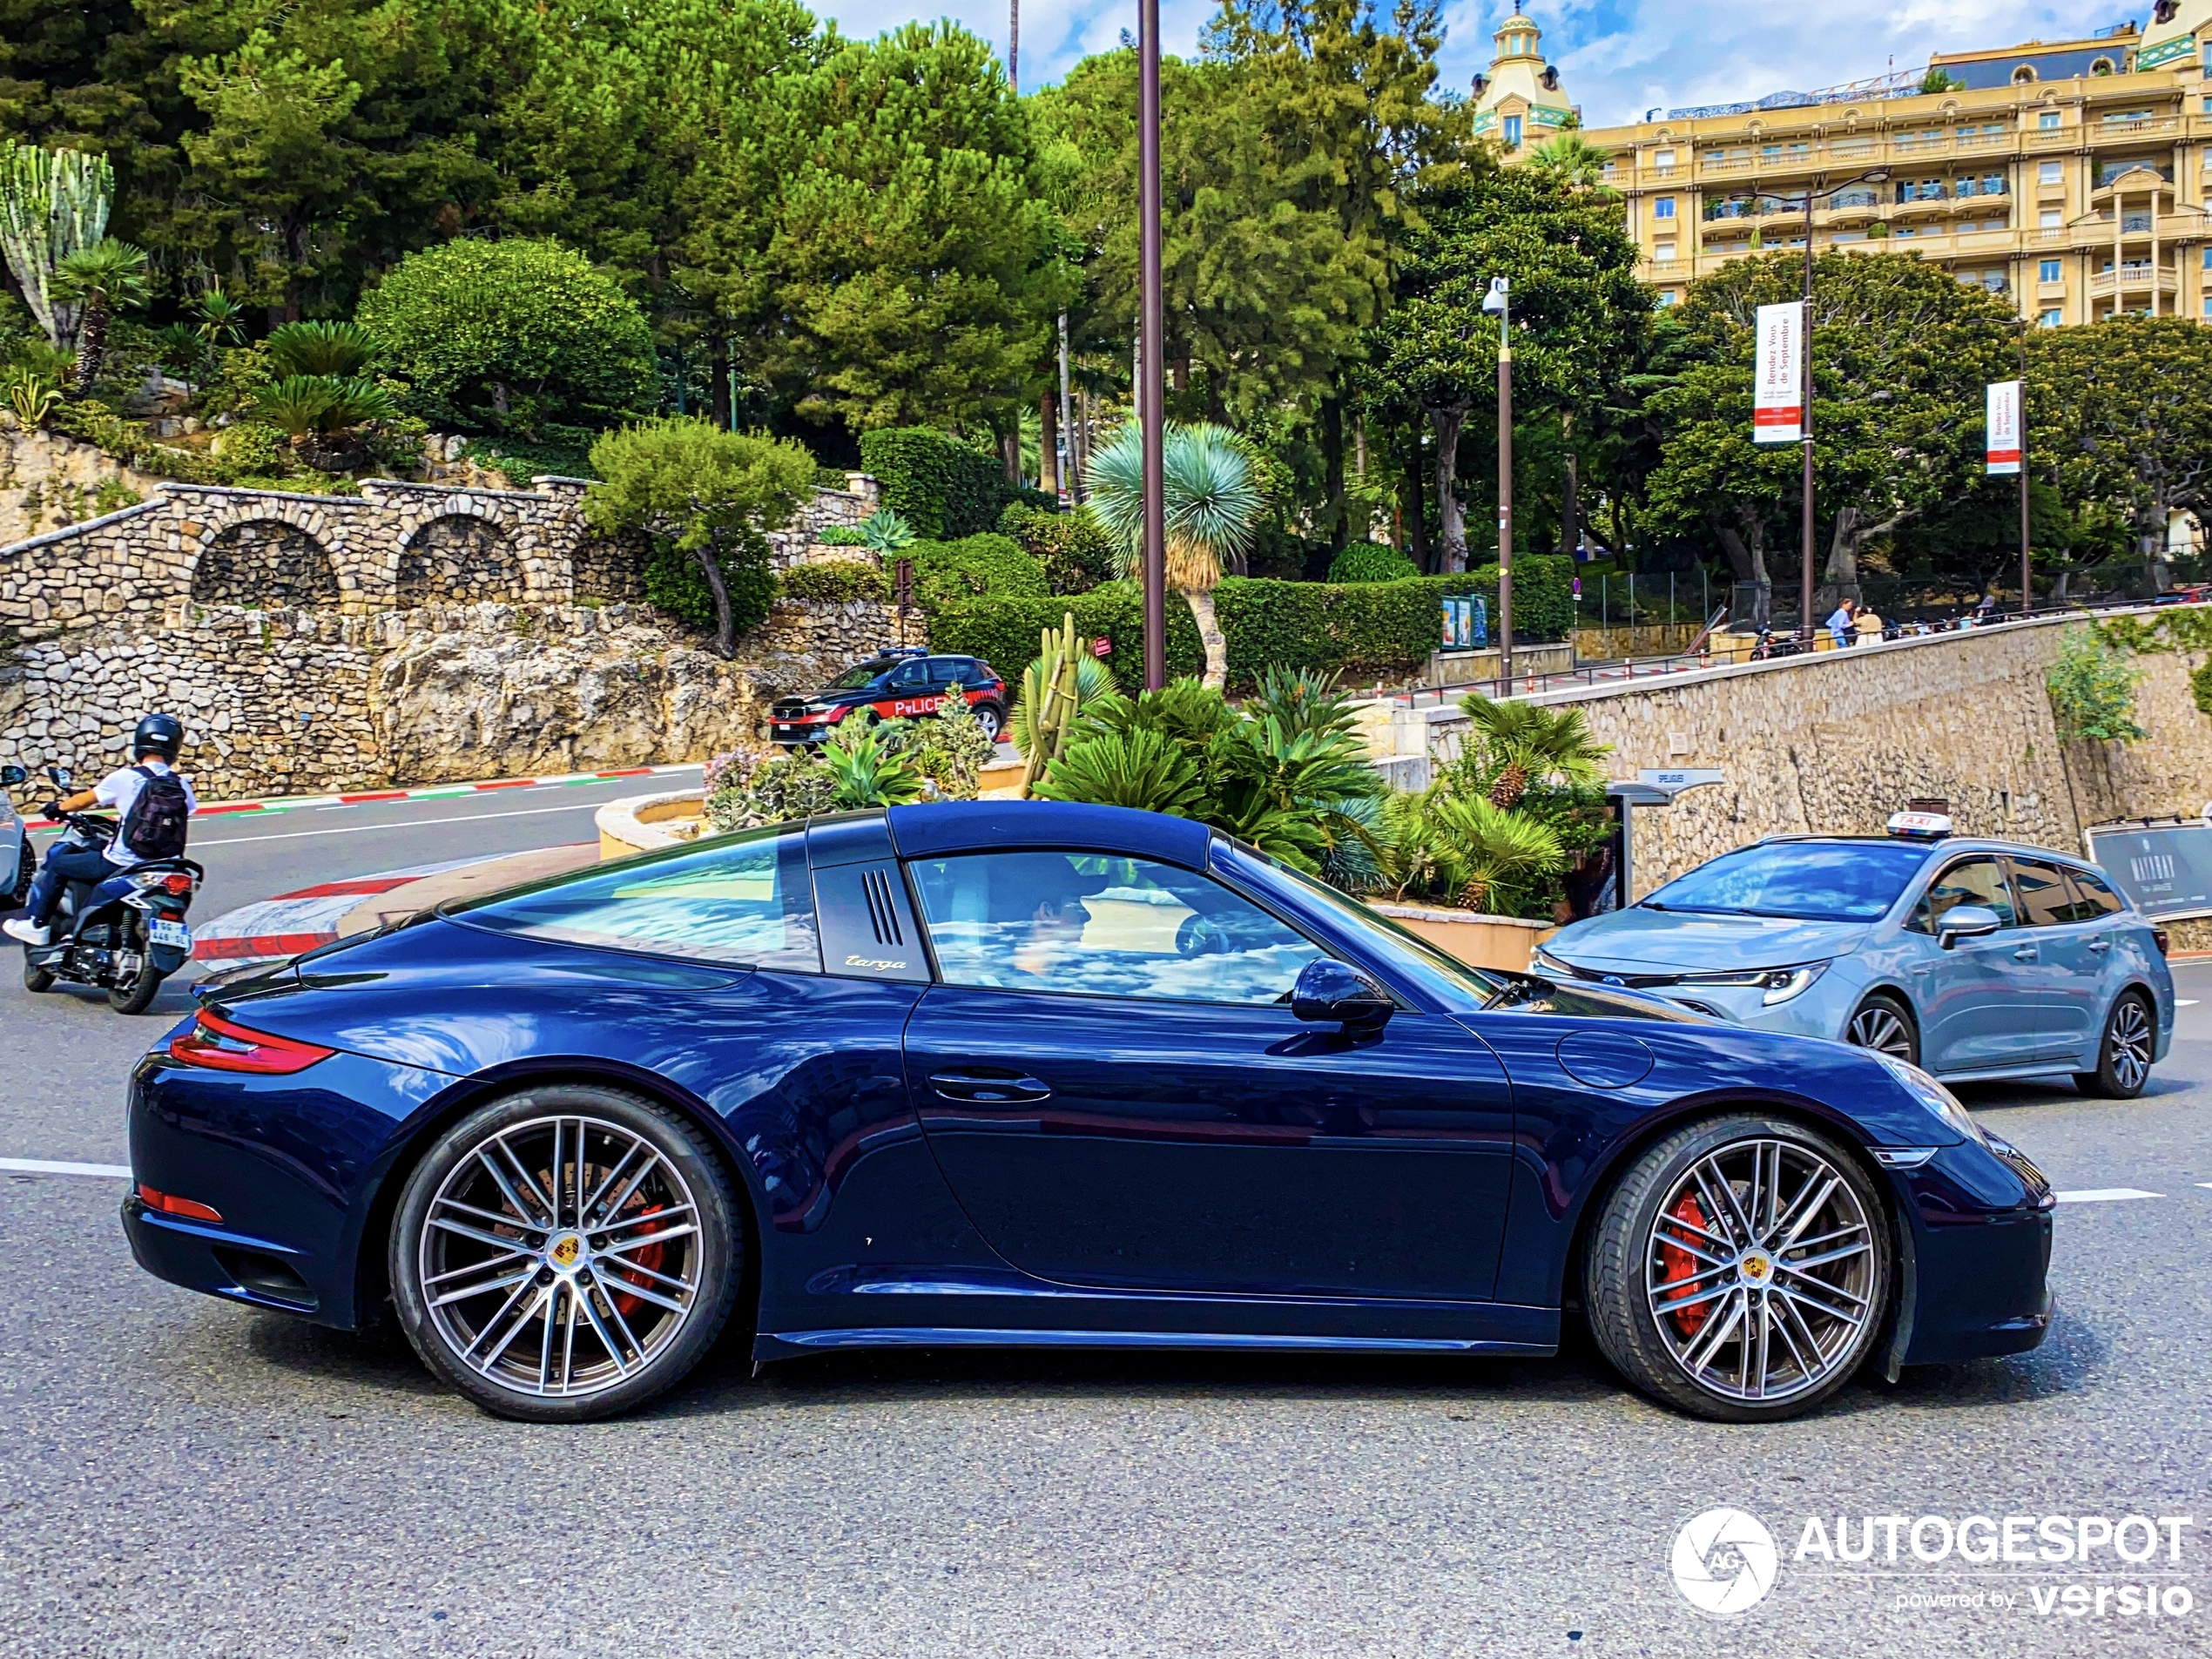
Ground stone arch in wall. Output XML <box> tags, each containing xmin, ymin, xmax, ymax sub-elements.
<box><xmin>189</xmin><ymin>517</ymin><xmax>341</xmax><ymax>607</ymax></box>
<box><xmin>397</xmin><ymin>512</ymin><xmax>524</xmax><ymax>604</ymax></box>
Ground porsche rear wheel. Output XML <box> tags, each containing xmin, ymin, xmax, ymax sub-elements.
<box><xmin>1585</xmin><ymin>1115</ymin><xmax>1892</xmax><ymax>1422</ymax></box>
<box><xmin>389</xmin><ymin>1086</ymin><xmax>745</xmax><ymax>1422</ymax></box>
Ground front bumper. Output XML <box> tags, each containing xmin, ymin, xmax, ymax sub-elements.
<box><xmin>1895</xmin><ymin>1135</ymin><xmax>2056</xmax><ymax>1366</ymax></box>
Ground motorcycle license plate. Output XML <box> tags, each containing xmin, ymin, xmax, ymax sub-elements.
<box><xmin>148</xmin><ymin>918</ymin><xmax>191</xmax><ymax>950</ymax></box>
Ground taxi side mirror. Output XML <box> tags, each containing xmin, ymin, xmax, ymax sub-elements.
<box><xmin>1937</xmin><ymin>905</ymin><xmax>2003</xmax><ymax>949</ymax></box>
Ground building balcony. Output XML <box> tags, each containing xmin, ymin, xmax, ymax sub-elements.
<box><xmin>2090</xmin><ymin>264</ymin><xmax>2181</xmax><ymax>296</ymax></box>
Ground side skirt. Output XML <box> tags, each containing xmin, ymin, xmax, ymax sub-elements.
<box><xmin>755</xmin><ymin>1326</ymin><xmax>1558</xmax><ymax>1361</ymax></box>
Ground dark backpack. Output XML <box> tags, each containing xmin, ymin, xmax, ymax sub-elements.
<box><xmin>122</xmin><ymin>765</ymin><xmax>191</xmax><ymax>861</ymax></box>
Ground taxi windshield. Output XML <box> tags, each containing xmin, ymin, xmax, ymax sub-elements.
<box><xmin>1642</xmin><ymin>840</ymin><xmax>1934</xmax><ymax>921</ymax></box>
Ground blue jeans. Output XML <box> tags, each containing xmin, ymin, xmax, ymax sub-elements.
<box><xmin>26</xmin><ymin>844</ymin><xmax>117</xmax><ymax>926</ymax></box>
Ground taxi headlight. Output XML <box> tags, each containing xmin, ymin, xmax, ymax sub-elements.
<box><xmin>1677</xmin><ymin>961</ymin><xmax>1831</xmax><ymax>1004</ymax></box>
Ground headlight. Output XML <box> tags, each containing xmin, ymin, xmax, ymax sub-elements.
<box><xmin>1532</xmin><ymin>946</ymin><xmax>1572</xmax><ymax>975</ymax></box>
<box><xmin>1871</xmin><ymin>1050</ymin><xmax>1986</xmax><ymax>1146</ymax></box>
<box><xmin>1677</xmin><ymin>961</ymin><xmax>1831</xmax><ymax>1005</ymax></box>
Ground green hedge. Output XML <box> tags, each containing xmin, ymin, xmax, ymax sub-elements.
<box><xmin>859</xmin><ymin>427</ymin><xmax>1052</xmax><ymax>540</ymax></box>
<box><xmin>1327</xmin><ymin>543</ymin><xmax>1420</xmax><ymax>583</ymax></box>
<box><xmin>999</xmin><ymin>502</ymin><xmax>1117</xmax><ymax>595</ymax></box>
<box><xmin>779</xmin><ymin>558</ymin><xmax>889</xmax><ymax>604</ymax></box>
<box><xmin>907</xmin><ymin>533</ymin><xmax>1049</xmax><ymax>615</ymax></box>
<box><xmin>927</xmin><ymin>557</ymin><xmax>1573</xmax><ymax>692</ymax></box>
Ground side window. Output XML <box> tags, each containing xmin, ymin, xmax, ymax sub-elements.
<box><xmin>888</xmin><ymin>660</ymin><xmax>929</xmax><ymax>690</ymax></box>
<box><xmin>1909</xmin><ymin>858</ymin><xmax>2018</xmax><ymax>933</ymax></box>
<box><xmin>927</xmin><ymin>657</ymin><xmax>973</xmax><ymax>689</ymax></box>
<box><xmin>454</xmin><ymin>826</ymin><xmax>819</xmax><ymax>970</ymax></box>
<box><xmin>2066</xmin><ymin>867</ymin><xmax>2128</xmax><ymax>919</ymax></box>
<box><xmin>910</xmin><ymin>850</ymin><xmax>1325</xmax><ymax>1005</ymax></box>
<box><xmin>2007</xmin><ymin>858</ymin><xmax>2077</xmax><ymax>926</ymax></box>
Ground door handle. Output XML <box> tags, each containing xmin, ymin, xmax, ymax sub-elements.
<box><xmin>928</xmin><ymin>1070</ymin><xmax>1052</xmax><ymax>1104</ymax></box>
<box><xmin>2013</xmin><ymin>946</ymin><xmax>2038</xmax><ymax>961</ymax></box>
<box><xmin>2087</xmin><ymin>939</ymin><xmax>2112</xmax><ymax>954</ymax></box>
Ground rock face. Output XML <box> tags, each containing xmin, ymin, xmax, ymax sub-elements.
<box><xmin>0</xmin><ymin>428</ymin><xmax>163</xmax><ymax>548</ymax></box>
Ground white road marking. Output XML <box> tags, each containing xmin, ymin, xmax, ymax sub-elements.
<box><xmin>0</xmin><ymin>1157</ymin><xmax>132</xmax><ymax>1178</ymax></box>
<box><xmin>191</xmin><ymin>801</ymin><xmax>611</xmax><ymax>846</ymax></box>
<box><xmin>2178</xmin><ymin>999</ymin><xmax>2200</xmax><ymax>1008</ymax></box>
<box><xmin>2198</xmin><ymin>1183</ymin><xmax>2212</xmax><ymax>1191</ymax></box>
<box><xmin>2054</xmin><ymin>1188</ymin><xmax>2163</xmax><ymax>1204</ymax></box>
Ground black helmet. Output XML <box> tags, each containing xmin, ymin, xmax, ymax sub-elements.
<box><xmin>133</xmin><ymin>713</ymin><xmax>185</xmax><ymax>763</ymax></box>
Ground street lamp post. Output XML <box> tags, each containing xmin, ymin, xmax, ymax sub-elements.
<box><xmin>1481</xmin><ymin>277</ymin><xmax>1512</xmax><ymax>687</ymax></box>
<box><xmin>1743</xmin><ymin>168</ymin><xmax>1887</xmax><ymax>648</ymax></box>
<box><xmin>1136</xmin><ymin>0</ymin><xmax>1166</xmax><ymax>691</ymax></box>
<box><xmin>2014</xmin><ymin>317</ymin><xmax>2031</xmax><ymax>614</ymax></box>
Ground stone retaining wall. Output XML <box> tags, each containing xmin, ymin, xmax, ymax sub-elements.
<box><xmin>1412</xmin><ymin>610</ymin><xmax>2212</xmax><ymax>894</ymax></box>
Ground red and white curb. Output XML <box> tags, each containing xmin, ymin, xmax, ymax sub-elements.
<box><xmin>26</xmin><ymin>763</ymin><xmax>700</xmax><ymax>833</ymax></box>
<box><xmin>191</xmin><ymin>854</ymin><xmax>497</xmax><ymax>963</ymax></box>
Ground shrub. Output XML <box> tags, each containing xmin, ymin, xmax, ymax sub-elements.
<box><xmin>356</xmin><ymin>238</ymin><xmax>655</xmax><ymax>435</ymax></box>
<box><xmin>266</xmin><ymin>320</ymin><xmax>377</xmax><ymax>378</ymax></box>
<box><xmin>2047</xmin><ymin>627</ymin><xmax>2147</xmax><ymax>742</ymax></box>
<box><xmin>780</xmin><ymin>559</ymin><xmax>890</xmax><ymax>604</ymax></box>
<box><xmin>908</xmin><ymin>533</ymin><xmax>1049</xmax><ymax>617</ymax></box>
<box><xmin>859</xmin><ymin>426</ymin><xmax>1052</xmax><ymax>539</ymax></box>
<box><xmin>1327</xmin><ymin>543</ymin><xmax>1421</xmax><ymax>584</ymax></box>
<box><xmin>1001</xmin><ymin>501</ymin><xmax>1116</xmax><ymax>595</ymax></box>
<box><xmin>814</xmin><ymin>525</ymin><xmax>870</xmax><ymax>547</ymax></box>
<box><xmin>927</xmin><ymin>558</ymin><xmax>1574</xmax><ymax>693</ymax></box>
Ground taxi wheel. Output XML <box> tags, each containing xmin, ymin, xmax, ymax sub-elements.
<box><xmin>2074</xmin><ymin>991</ymin><xmax>2154</xmax><ymax>1100</ymax></box>
<box><xmin>1844</xmin><ymin>993</ymin><xmax>1918</xmax><ymax>1065</ymax></box>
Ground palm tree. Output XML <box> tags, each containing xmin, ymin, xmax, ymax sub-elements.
<box><xmin>1084</xmin><ymin>421</ymin><xmax>1265</xmax><ymax>689</ymax></box>
<box><xmin>1526</xmin><ymin>132</ymin><xmax>1617</xmax><ymax>195</ymax></box>
<box><xmin>1456</xmin><ymin>691</ymin><xmax>1611</xmax><ymax>808</ymax></box>
<box><xmin>51</xmin><ymin>238</ymin><xmax>150</xmax><ymax>396</ymax></box>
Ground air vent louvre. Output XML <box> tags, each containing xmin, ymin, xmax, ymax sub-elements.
<box><xmin>861</xmin><ymin>867</ymin><xmax>905</xmax><ymax>946</ymax></box>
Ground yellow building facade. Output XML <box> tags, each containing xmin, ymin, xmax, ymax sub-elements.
<box><xmin>1480</xmin><ymin>5</ymin><xmax>2212</xmax><ymax>324</ymax></box>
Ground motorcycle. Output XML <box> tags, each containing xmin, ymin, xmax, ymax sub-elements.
<box><xmin>2</xmin><ymin>764</ymin><xmax>202</xmax><ymax>1014</ymax></box>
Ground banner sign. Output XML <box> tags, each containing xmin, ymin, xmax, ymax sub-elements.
<box><xmin>2086</xmin><ymin>823</ymin><xmax>2212</xmax><ymax>921</ymax></box>
<box><xmin>1441</xmin><ymin>596</ymin><xmax>1488</xmax><ymax>651</ymax></box>
<box><xmin>1753</xmin><ymin>302</ymin><xmax>1804</xmax><ymax>443</ymax></box>
<box><xmin>1986</xmin><ymin>380</ymin><xmax>2022</xmax><ymax>475</ymax></box>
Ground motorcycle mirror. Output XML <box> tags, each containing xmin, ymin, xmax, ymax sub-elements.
<box><xmin>0</xmin><ymin>765</ymin><xmax>24</xmax><ymax>787</ymax></box>
<box><xmin>46</xmin><ymin>765</ymin><xmax>71</xmax><ymax>788</ymax></box>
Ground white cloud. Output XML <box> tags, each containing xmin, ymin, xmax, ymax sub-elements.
<box><xmin>817</xmin><ymin>0</ymin><xmax>2129</xmax><ymax>126</ymax></box>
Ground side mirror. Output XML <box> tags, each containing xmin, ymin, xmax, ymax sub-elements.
<box><xmin>0</xmin><ymin>765</ymin><xmax>24</xmax><ymax>787</ymax></box>
<box><xmin>46</xmin><ymin>765</ymin><xmax>71</xmax><ymax>788</ymax></box>
<box><xmin>1937</xmin><ymin>904</ymin><xmax>2004</xmax><ymax>949</ymax></box>
<box><xmin>1291</xmin><ymin>958</ymin><xmax>1393</xmax><ymax>1035</ymax></box>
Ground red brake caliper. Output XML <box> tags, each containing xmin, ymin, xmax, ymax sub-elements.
<box><xmin>609</xmin><ymin>1203</ymin><xmax>664</xmax><ymax>1321</ymax></box>
<box><xmin>1658</xmin><ymin>1192</ymin><xmax>1713</xmax><ymax>1338</ymax></box>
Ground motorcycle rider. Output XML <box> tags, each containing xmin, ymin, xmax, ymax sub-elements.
<box><xmin>4</xmin><ymin>714</ymin><xmax>197</xmax><ymax>948</ymax></box>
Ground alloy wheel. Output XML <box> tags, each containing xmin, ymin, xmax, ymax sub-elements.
<box><xmin>1645</xmin><ymin>1137</ymin><xmax>1878</xmax><ymax>1406</ymax></box>
<box><xmin>415</xmin><ymin>1115</ymin><xmax>705</xmax><ymax>1401</ymax></box>
<box><xmin>974</xmin><ymin>705</ymin><xmax>1002</xmax><ymax>742</ymax></box>
<box><xmin>1847</xmin><ymin>1001</ymin><xmax>1915</xmax><ymax>1061</ymax></box>
<box><xmin>2108</xmin><ymin>997</ymin><xmax>2153</xmax><ymax>1093</ymax></box>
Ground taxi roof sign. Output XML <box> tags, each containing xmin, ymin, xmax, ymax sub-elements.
<box><xmin>1886</xmin><ymin>809</ymin><xmax>1953</xmax><ymax>840</ymax></box>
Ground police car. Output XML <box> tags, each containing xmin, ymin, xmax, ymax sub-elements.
<box><xmin>769</xmin><ymin>648</ymin><xmax>1008</xmax><ymax>746</ymax></box>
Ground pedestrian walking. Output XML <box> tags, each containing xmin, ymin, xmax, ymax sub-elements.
<box><xmin>1825</xmin><ymin>600</ymin><xmax>1855</xmax><ymax>651</ymax></box>
<box><xmin>1853</xmin><ymin>604</ymin><xmax>1885</xmax><ymax>647</ymax></box>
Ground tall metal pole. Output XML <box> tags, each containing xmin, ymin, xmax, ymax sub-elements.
<box><xmin>1496</xmin><ymin>296</ymin><xmax>1514</xmax><ymax>688</ymax></box>
<box><xmin>1799</xmin><ymin>190</ymin><xmax>1817</xmax><ymax>651</ymax></box>
<box><xmin>1137</xmin><ymin>0</ymin><xmax>1167</xmax><ymax>691</ymax></box>
<box><xmin>1058</xmin><ymin>311</ymin><xmax>1076</xmax><ymax>505</ymax></box>
<box><xmin>2017</xmin><ymin>320</ymin><xmax>2032</xmax><ymax>613</ymax></box>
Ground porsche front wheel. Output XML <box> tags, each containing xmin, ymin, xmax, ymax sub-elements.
<box><xmin>389</xmin><ymin>1086</ymin><xmax>745</xmax><ymax>1422</ymax></box>
<box><xmin>1585</xmin><ymin>1115</ymin><xmax>1892</xmax><ymax>1422</ymax></box>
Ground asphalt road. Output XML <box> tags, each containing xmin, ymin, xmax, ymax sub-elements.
<box><xmin>1</xmin><ymin>802</ymin><xmax>2209</xmax><ymax>1656</ymax></box>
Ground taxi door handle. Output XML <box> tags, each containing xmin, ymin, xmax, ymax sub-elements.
<box><xmin>2013</xmin><ymin>945</ymin><xmax>2038</xmax><ymax>962</ymax></box>
<box><xmin>2087</xmin><ymin>939</ymin><xmax>2112</xmax><ymax>954</ymax></box>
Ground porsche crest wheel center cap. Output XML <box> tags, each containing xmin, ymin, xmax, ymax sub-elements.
<box><xmin>1738</xmin><ymin>1251</ymin><xmax>1772</xmax><ymax>1285</ymax></box>
<box><xmin>548</xmin><ymin>1233</ymin><xmax>584</xmax><ymax>1271</ymax></box>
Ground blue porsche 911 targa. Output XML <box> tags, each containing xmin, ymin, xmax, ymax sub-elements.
<box><xmin>125</xmin><ymin>803</ymin><xmax>2055</xmax><ymax>1423</ymax></box>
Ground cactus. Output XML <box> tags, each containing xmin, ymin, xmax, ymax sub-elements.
<box><xmin>1016</xmin><ymin>611</ymin><xmax>1090</xmax><ymax>798</ymax></box>
<box><xmin>0</xmin><ymin>145</ymin><xmax>116</xmax><ymax>347</ymax></box>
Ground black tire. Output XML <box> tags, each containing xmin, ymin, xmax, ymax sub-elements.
<box><xmin>1584</xmin><ymin>1113</ymin><xmax>1893</xmax><ymax>1423</ymax></box>
<box><xmin>2074</xmin><ymin>989</ymin><xmax>2155</xmax><ymax>1099</ymax></box>
<box><xmin>1844</xmin><ymin>992</ymin><xmax>1919</xmax><ymax>1065</ymax></box>
<box><xmin>388</xmin><ymin>1083</ymin><xmax>745</xmax><ymax>1423</ymax></box>
<box><xmin>22</xmin><ymin>950</ymin><xmax>54</xmax><ymax>993</ymax></box>
<box><xmin>107</xmin><ymin>920</ymin><xmax>166</xmax><ymax>1014</ymax></box>
<box><xmin>973</xmin><ymin>702</ymin><xmax>1005</xmax><ymax>743</ymax></box>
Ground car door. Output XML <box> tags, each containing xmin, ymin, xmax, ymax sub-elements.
<box><xmin>1906</xmin><ymin>855</ymin><xmax>2043</xmax><ymax>1073</ymax></box>
<box><xmin>878</xmin><ymin>658</ymin><xmax>934</xmax><ymax>719</ymax></box>
<box><xmin>2006</xmin><ymin>855</ymin><xmax>2105</xmax><ymax>1062</ymax></box>
<box><xmin>900</xmin><ymin>847</ymin><xmax>1520</xmax><ymax>1301</ymax></box>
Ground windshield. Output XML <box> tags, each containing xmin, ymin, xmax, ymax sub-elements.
<box><xmin>1642</xmin><ymin>840</ymin><xmax>1934</xmax><ymax>922</ymax></box>
<box><xmin>1211</xmin><ymin>840</ymin><xmax>1508</xmax><ymax>1014</ymax></box>
<box><xmin>827</xmin><ymin>660</ymin><xmax>896</xmax><ymax>691</ymax></box>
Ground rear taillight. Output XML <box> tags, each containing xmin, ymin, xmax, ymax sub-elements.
<box><xmin>138</xmin><ymin>1184</ymin><xmax>223</xmax><ymax>1223</ymax></box>
<box><xmin>2154</xmin><ymin>929</ymin><xmax>2170</xmax><ymax>957</ymax></box>
<box><xmin>169</xmin><ymin>1008</ymin><xmax>335</xmax><ymax>1075</ymax></box>
<box><xmin>161</xmin><ymin>872</ymin><xmax>193</xmax><ymax>895</ymax></box>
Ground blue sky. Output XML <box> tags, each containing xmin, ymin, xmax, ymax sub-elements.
<box><xmin>816</xmin><ymin>0</ymin><xmax>2132</xmax><ymax>125</ymax></box>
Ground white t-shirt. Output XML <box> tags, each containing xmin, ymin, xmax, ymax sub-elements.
<box><xmin>92</xmin><ymin>761</ymin><xmax>199</xmax><ymax>867</ymax></box>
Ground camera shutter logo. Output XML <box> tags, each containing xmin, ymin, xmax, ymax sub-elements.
<box><xmin>1671</xmin><ymin>1507</ymin><xmax>1779</xmax><ymax>1615</ymax></box>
